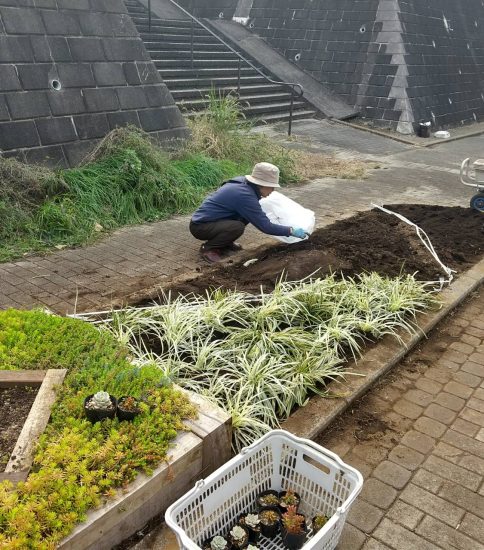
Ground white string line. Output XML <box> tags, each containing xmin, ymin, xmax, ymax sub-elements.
<box><xmin>70</xmin><ymin>209</ymin><xmax>453</xmax><ymax>322</ymax></box>
<box><xmin>372</xmin><ymin>204</ymin><xmax>456</xmax><ymax>288</ymax></box>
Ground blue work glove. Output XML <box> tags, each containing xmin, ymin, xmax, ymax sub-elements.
<box><xmin>290</xmin><ymin>227</ymin><xmax>308</xmax><ymax>239</ymax></box>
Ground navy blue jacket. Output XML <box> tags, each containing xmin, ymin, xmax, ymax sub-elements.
<box><xmin>191</xmin><ymin>177</ymin><xmax>291</xmax><ymax>237</ymax></box>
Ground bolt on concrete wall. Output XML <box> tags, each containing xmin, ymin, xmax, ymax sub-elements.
<box><xmin>0</xmin><ymin>0</ymin><xmax>188</xmax><ymax>167</ymax></box>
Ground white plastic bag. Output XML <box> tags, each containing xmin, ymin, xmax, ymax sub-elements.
<box><xmin>260</xmin><ymin>191</ymin><xmax>315</xmax><ymax>243</ymax></box>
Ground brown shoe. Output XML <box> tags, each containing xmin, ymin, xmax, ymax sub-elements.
<box><xmin>201</xmin><ymin>248</ymin><xmax>223</xmax><ymax>263</ymax></box>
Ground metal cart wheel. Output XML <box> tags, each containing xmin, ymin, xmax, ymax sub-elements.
<box><xmin>470</xmin><ymin>193</ymin><xmax>484</xmax><ymax>212</ymax></box>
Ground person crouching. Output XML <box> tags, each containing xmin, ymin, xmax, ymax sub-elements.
<box><xmin>189</xmin><ymin>162</ymin><xmax>308</xmax><ymax>263</ymax></box>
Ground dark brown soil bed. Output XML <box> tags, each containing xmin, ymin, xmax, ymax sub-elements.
<box><xmin>167</xmin><ymin>205</ymin><xmax>484</xmax><ymax>296</ymax></box>
<box><xmin>0</xmin><ymin>386</ymin><xmax>38</xmax><ymax>470</ymax></box>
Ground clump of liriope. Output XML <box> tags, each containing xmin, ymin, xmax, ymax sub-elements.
<box><xmin>101</xmin><ymin>273</ymin><xmax>437</xmax><ymax>451</ymax></box>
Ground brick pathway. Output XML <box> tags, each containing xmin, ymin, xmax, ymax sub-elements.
<box><xmin>317</xmin><ymin>291</ymin><xmax>484</xmax><ymax>550</ymax></box>
<box><xmin>2</xmin><ymin>116</ymin><xmax>480</xmax><ymax>313</ymax></box>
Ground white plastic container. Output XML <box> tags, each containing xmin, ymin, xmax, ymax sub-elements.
<box><xmin>165</xmin><ymin>430</ymin><xmax>363</xmax><ymax>550</ymax></box>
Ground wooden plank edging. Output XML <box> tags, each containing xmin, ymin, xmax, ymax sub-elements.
<box><xmin>5</xmin><ymin>369</ymin><xmax>67</xmax><ymax>474</ymax></box>
<box><xmin>0</xmin><ymin>370</ymin><xmax>46</xmax><ymax>387</ymax></box>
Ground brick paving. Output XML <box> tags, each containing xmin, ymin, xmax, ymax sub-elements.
<box><xmin>0</xmin><ymin>118</ymin><xmax>478</xmax><ymax>314</ymax></box>
<box><xmin>317</xmin><ymin>292</ymin><xmax>484</xmax><ymax>550</ymax></box>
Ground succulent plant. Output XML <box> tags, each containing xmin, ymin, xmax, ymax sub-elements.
<box><xmin>86</xmin><ymin>391</ymin><xmax>113</xmax><ymax>410</ymax></box>
<box><xmin>313</xmin><ymin>514</ymin><xmax>328</xmax><ymax>532</ymax></box>
<box><xmin>210</xmin><ymin>535</ymin><xmax>228</xmax><ymax>550</ymax></box>
<box><xmin>260</xmin><ymin>509</ymin><xmax>279</xmax><ymax>525</ymax></box>
<box><xmin>230</xmin><ymin>525</ymin><xmax>247</xmax><ymax>542</ymax></box>
<box><xmin>259</xmin><ymin>493</ymin><xmax>279</xmax><ymax>506</ymax></box>
<box><xmin>244</xmin><ymin>513</ymin><xmax>260</xmax><ymax>529</ymax></box>
<box><xmin>280</xmin><ymin>489</ymin><xmax>299</xmax><ymax>506</ymax></box>
<box><xmin>281</xmin><ymin>505</ymin><xmax>305</xmax><ymax>535</ymax></box>
<box><xmin>118</xmin><ymin>396</ymin><xmax>139</xmax><ymax>412</ymax></box>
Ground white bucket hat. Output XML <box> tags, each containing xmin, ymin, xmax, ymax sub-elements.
<box><xmin>246</xmin><ymin>162</ymin><xmax>280</xmax><ymax>188</ymax></box>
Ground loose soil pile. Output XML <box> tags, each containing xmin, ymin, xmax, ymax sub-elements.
<box><xmin>0</xmin><ymin>386</ymin><xmax>38</xmax><ymax>470</ymax></box>
<box><xmin>169</xmin><ymin>205</ymin><xmax>484</xmax><ymax>296</ymax></box>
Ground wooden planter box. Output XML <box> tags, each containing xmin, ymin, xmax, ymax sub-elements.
<box><xmin>0</xmin><ymin>369</ymin><xmax>67</xmax><ymax>484</ymax></box>
<box><xmin>59</xmin><ymin>389</ymin><xmax>232</xmax><ymax>550</ymax></box>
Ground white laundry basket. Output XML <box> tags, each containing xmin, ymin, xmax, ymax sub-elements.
<box><xmin>165</xmin><ymin>430</ymin><xmax>363</xmax><ymax>550</ymax></box>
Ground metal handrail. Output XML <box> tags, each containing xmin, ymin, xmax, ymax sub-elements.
<box><xmin>146</xmin><ymin>0</ymin><xmax>304</xmax><ymax>135</ymax></box>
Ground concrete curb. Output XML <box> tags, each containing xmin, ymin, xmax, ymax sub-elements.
<box><xmin>282</xmin><ymin>257</ymin><xmax>484</xmax><ymax>439</ymax></box>
<box><xmin>333</xmin><ymin>118</ymin><xmax>484</xmax><ymax>149</ymax></box>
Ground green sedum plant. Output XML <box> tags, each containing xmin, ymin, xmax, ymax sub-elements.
<box><xmin>0</xmin><ymin>309</ymin><xmax>196</xmax><ymax>548</ymax></box>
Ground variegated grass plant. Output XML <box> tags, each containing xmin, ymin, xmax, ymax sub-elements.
<box><xmin>99</xmin><ymin>273</ymin><xmax>437</xmax><ymax>451</ymax></box>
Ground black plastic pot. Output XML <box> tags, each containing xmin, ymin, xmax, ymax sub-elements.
<box><xmin>84</xmin><ymin>394</ymin><xmax>117</xmax><ymax>423</ymax></box>
<box><xmin>117</xmin><ymin>396</ymin><xmax>140</xmax><ymax>421</ymax></box>
<box><xmin>259</xmin><ymin>506</ymin><xmax>281</xmax><ymax>539</ymax></box>
<box><xmin>256</xmin><ymin>489</ymin><xmax>279</xmax><ymax>510</ymax></box>
<box><xmin>238</xmin><ymin>514</ymin><xmax>260</xmax><ymax>543</ymax></box>
<box><xmin>278</xmin><ymin>490</ymin><xmax>301</xmax><ymax>513</ymax></box>
<box><xmin>202</xmin><ymin>536</ymin><xmax>230</xmax><ymax>550</ymax></box>
<box><xmin>229</xmin><ymin>524</ymin><xmax>249</xmax><ymax>549</ymax></box>
<box><xmin>312</xmin><ymin>515</ymin><xmax>328</xmax><ymax>534</ymax></box>
<box><xmin>281</xmin><ymin>528</ymin><xmax>307</xmax><ymax>550</ymax></box>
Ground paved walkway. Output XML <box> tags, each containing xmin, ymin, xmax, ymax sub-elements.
<box><xmin>319</xmin><ymin>290</ymin><xmax>484</xmax><ymax>550</ymax></box>
<box><xmin>1</xmin><ymin>118</ymin><xmax>482</xmax><ymax>314</ymax></box>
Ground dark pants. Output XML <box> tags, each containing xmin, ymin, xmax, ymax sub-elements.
<box><xmin>189</xmin><ymin>220</ymin><xmax>245</xmax><ymax>250</ymax></box>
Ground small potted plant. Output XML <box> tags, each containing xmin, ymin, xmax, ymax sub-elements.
<box><xmin>229</xmin><ymin>525</ymin><xmax>249</xmax><ymax>549</ymax></box>
<box><xmin>203</xmin><ymin>535</ymin><xmax>230</xmax><ymax>550</ymax></box>
<box><xmin>279</xmin><ymin>489</ymin><xmax>301</xmax><ymax>513</ymax></box>
<box><xmin>259</xmin><ymin>507</ymin><xmax>281</xmax><ymax>539</ymax></box>
<box><xmin>256</xmin><ymin>489</ymin><xmax>279</xmax><ymax>510</ymax></box>
<box><xmin>281</xmin><ymin>505</ymin><xmax>307</xmax><ymax>550</ymax></box>
<box><xmin>239</xmin><ymin>512</ymin><xmax>260</xmax><ymax>543</ymax></box>
<box><xmin>84</xmin><ymin>391</ymin><xmax>116</xmax><ymax>422</ymax></box>
<box><xmin>117</xmin><ymin>395</ymin><xmax>141</xmax><ymax>421</ymax></box>
<box><xmin>312</xmin><ymin>514</ymin><xmax>329</xmax><ymax>534</ymax></box>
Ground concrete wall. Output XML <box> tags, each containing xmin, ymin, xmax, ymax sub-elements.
<box><xmin>0</xmin><ymin>0</ymin><xmax>187</xmax><ymax>167</ymax></box>
<box><xmin>177</xmin><ymin>0</ymin><xmax>236</xmax><ymax>20</ymax></box>
<box><xmin>400</xmin><ymin>0</ymin><xmax>484</xmax><ymax>130</ymax></box>
<box><xmin>185</xmin><ymin>0</ymin><xmax>484</xmax><ymax>133</ymax></box>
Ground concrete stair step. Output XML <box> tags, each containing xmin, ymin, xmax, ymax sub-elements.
<box><xmin>148</xmin><ymin>49</ymin><xmax>236</xmax><ymax>60</ymax></box>
<box><xmin>171</xmin><ymin>83</ymin><xmax>286</xmax><ymax>99</ymax></box>
<box><xmin>144</xmin><ymin>41</ymin><xmax>228</xmax><ymax>52</ymax></box>
<box><xmin>136</xmin><ymin>24</ymin><xmax>211</xmax><ymax>35</ymax></box>
<box><xmin>162</xmin><ymin>74</ymin><xmax>272</xmax><ymax>88</ymax></box>
<box><xmin>177</xmin><ymin>92</ymin><xmax>295</xmax><ymax>111</ymax></box>
<box><xmin>158</xmin><ymin>66</ymin><xmax>257</xmax><ymax>78</ymax></box>
<box><xmin>139</xmin><ymin>33</ymin><xmax>220</xmax><ymax>44</ymax></box>
<box><xmin>258</xmin><ymin>110</ymin><xmax>318</xmax><ymax>123</ymax></box>
<box><xmin>155</xmin><ymin>58</ymin><xmax>242</xmax><ymax>68</ymax></box>
<box><xmin>243</xmin><ymin>100</ymin><xmax>308</xmax><ymax>116</ymax></box>
<box><xmin>129</xmin><ymin>16</ymin><xmax>198</xmax><ymax>29</ymax></box>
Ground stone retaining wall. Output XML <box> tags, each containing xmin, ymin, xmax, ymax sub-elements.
<box><xmin>185</xmin><ymin>0</ymin><xmax>484</xmax><ymax>133</ymax></box>
<box><xmin>0</xmin><ymin>0</ymin><xmax>187</xmax><ymax>167</ymax></box>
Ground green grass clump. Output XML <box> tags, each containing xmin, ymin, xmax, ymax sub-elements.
<box><xmin>0</xmin><ymin>309</ymin><xmax>195</xmax><ymax>548</ymax></box>
<box><xmin>0</xmin><ymin>144</ymin><xmax>239</xmax><ymax>261</ymax></box>
<box><xmin>0</xmin><ymin>91</ymin><xmax>367</xmax><ymax>262</ymax></box>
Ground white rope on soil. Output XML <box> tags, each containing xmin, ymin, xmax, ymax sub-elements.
<box><xmin>70</xmin><ymin>210</ymin><xmax>454</xmax><ymax>322</ymax></box>
<box><xmin>371</xmin><ymin>203</ymin><xmax>456</xmax><ymax>289</ymax></box>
